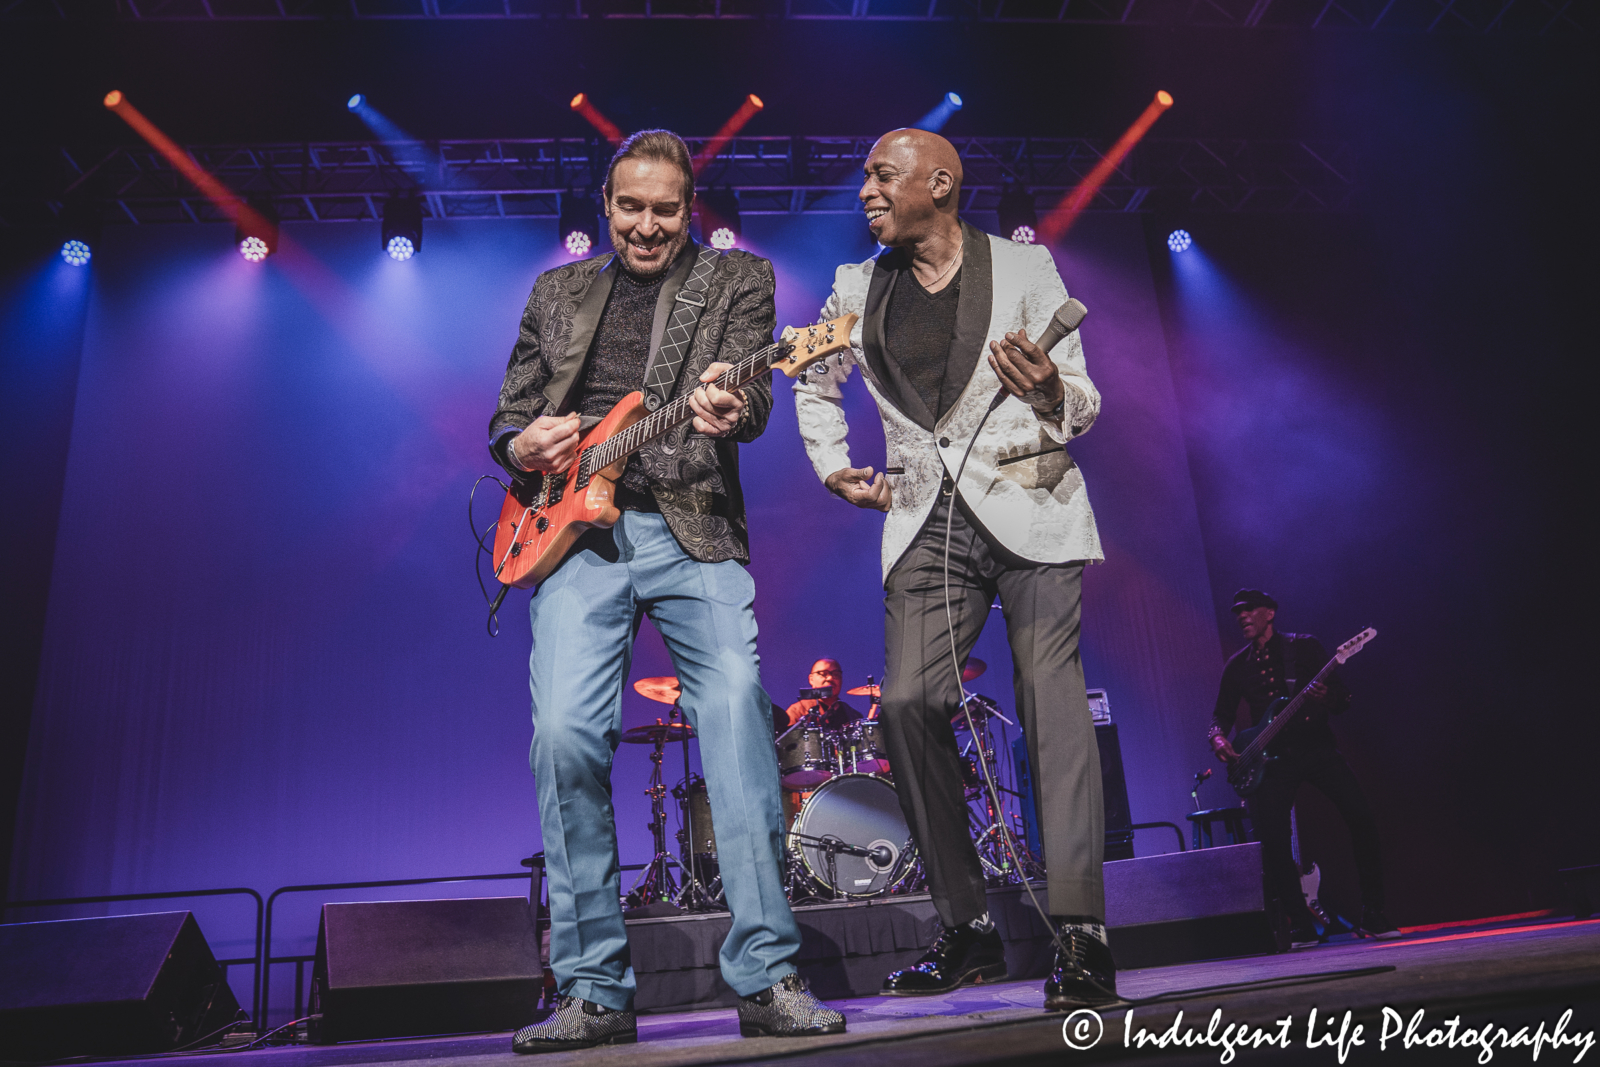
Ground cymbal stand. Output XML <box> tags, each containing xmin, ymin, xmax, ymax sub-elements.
<box><xmin>960</xmin><ymin>695</ymin><xmax>1046</xmax><ymax>884</ymax></box>
<box><xmin>628</xmin><ymin>721</ymin><xmax>679</xmax><ymax>906</ymax></box>
<box><xmin>671</xmin><ymin>703</ymin><xmax>723</xmax><ymax>912</ymax></box>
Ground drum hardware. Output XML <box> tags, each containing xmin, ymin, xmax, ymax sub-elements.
<box><xmin>671</xmin><ymin>775</ymin><xmax>726</xmax><ymax>908</ymax></box>
<box><xmin>623</xmin><ymin>677</ymin><xmax>722</xmax><ymax>912</ymax></box>
<box><xmin>952</xmin><ymin>694</ymin><xmax>1047</xmax><ymax>886</ymax></box>
<box><xmin>623</xmin><ymin>709</ymin><xmax>691</xmax><ymax>909</ymax></box>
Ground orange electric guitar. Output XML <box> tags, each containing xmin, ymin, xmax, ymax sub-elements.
<box><xmin>491</xmin><ymin>313</ymin><xmax>858</xmax><ymax>590</ymax></box>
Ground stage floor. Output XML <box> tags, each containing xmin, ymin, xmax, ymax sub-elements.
<box><xmin>88</xmin><ymin>915</ymin><xmax>1600</xmax><ymax>1067</ymax></box>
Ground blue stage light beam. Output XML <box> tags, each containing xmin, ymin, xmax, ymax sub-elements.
<box><xmin>1168</xmin><ymin>229</ymin><xmax>1193</xmax><ymax>253</ymax></box>
<box><xmin>347</xmin><ymin>95</ymin><xmax>414</xmax><ymax>145</ymax></box>
<box><xmin>914</xmin><ymin>92</ymin><xmax>964</xmax><ymax>133</ymax></box>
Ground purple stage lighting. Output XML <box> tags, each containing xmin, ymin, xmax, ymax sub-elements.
<box><xmin>1167</xmin><ymin>229</ymin><xmax>1193</xmax><ymax>253</ymax></box>
<box><xmin>347</xmin><ymin>94</ymin><xmax>365</xmax><ymax>111</ymax></box>
<box><xmin>239</xmin><ymin>236</ymin><xmax>271</xmax><ymax>262</ymax></box>
<box><xmin>60</xmin><ymin>239</ymin><xmax>92</xmax><ymax>266</ymax></box>
<box><xmin>558</xmin><ymin>193</ymin><xmax>599</xmax><ymax>258</ymax></box>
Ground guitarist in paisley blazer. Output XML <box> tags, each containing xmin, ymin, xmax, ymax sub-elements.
<box><xmin>794</xmin><ymin>129</ymin><xmax>1114</xmax><ymax>1010</ymax></box>
<box><xmin>1208</xmin><ymin>589</ymin><xmax>1398</xmax><ymax>945</ymax></box>
<box><xmin>488</xmin><ymin>131</ymin><xmax>844</xmax><ymax>1052</ymax></box>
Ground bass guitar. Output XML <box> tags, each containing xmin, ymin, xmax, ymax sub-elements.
<box><xmin>1227</xmin><ymin>627</ymin><xmax>1377</xmax><ymax>797</ymax></box>
<box><xmin>491</xmin><ymin>314</ymin><xmax>857</xmax><ymax>590</ymax></box>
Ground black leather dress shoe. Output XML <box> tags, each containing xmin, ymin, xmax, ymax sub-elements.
<box><xmin>1043</xmin><ymin>928</ymin><xmax>1119</xmax><ymax>1010</ymax></box>
<box><xmin>882</xmin><ymin>923</ymin><xmax>1008</xmax><ymax>996</ymax></box>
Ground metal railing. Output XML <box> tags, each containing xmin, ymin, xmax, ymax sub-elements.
<box><xmin>2</xmin><ymin>887</ymin><xmax>265</xmax><ymax>1017</ymax></box>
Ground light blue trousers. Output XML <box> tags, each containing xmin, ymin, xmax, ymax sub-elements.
<box><xmin>527</xmin><ymin>510</ymin><xmax>800</xmax><ymax>1011</ymax></box>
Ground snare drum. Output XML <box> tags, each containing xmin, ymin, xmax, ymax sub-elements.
<box><xmin>776</xmin><ymin>721</ymin><xmax>837</xmax><ymax>790</ymax></box>
<box><xmin>841</xmin><ymin>719</ymin><xmax>892</xmax><ymax>775</ymax></box>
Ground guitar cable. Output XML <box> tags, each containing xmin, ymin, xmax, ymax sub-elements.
<box><xmin>470</xmin><ymin>473</ymin><xmax>512</xmax><ymax>636</ymax></box>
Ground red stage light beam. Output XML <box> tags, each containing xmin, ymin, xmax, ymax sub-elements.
<box><xmin>692</xmin><ymin>94</ymin><xmax>764</xmax><ymax>176</ymax></box>
<box><xmin>570</xmin><ymin>93</ymin><xmax>624</xmax><ymax>145</ymax></box>
<box><xmin>1038</xmin><ymin>90</ymin><xmax>1173</xmax><ymax>245</ymax></box>
<box><xmin>102</xmin><ymin>90</ymin><xmax>270</xmax><ymax>234</ymax></box>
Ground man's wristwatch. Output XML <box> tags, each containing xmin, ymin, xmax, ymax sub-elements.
<box><xmin>507</xmin><ymin>433</ymin><xmax>536</xmax><ymax>473</ymax></box>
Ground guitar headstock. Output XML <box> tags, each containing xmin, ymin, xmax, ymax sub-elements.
<box><xmin>1333</xmin><ymin>627</ymin><xmax>1377</xmax><ymax>664</ymax></box>
<box><xmin>771</xmin><ymin>313</ymin><xmax>858</xmax><ymax>379</ymax></box>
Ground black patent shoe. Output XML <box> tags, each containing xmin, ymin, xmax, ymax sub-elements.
<box><xmin>882</xmin><ymin>923</ymin><xmax>1009</xmax><ymax>996</ymax></box>
<box><xmin>737</xmin><ymin>973</ymin><xmax>846</xmax><ymax>1037</ymax></box>
<box><xmin>1043</xmin><ymin>928</ymin><xmax>1119</xmax><ymax>1010</ymax></box>
<box><xmin>512</xmin><ymin>996</ymin><xmax>637</xmax><ymax>1053</ymax></box>
<box><xmin>1357</xmin><ymin>907</ymin><xmax>1402</xmax><ymax>940</ymax></box>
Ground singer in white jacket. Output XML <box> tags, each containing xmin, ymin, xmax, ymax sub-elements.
<box><xmin>791</xmin><ymin>129</ymin><xmax>1115</xmax><ymax>1010</ymax></box>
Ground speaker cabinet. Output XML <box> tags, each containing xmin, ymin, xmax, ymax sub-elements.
<box><xmin>308</xmin><ymin>897</ymin><xmax>541</xmax><ymax>1044</ymax></box>
<box><xmin>0</xmin><ymin>911</ymin><xmax>240</xmax><ymax>1060</ymax></box>
<box><xmin>1013</xmin><ymin>722</ymin><xmax>1135</xmax><ymax>861</ymax></box>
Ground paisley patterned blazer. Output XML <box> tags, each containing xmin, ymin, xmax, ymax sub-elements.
<box><xmin>488</xmin><ymin>241</ymin><xmax>776</xmax><ymax>565</ymax></box>
<box><xmin>793</xmin><ymin>221</ymin><xmax>1103</xmax><ymax>584</ymax></box>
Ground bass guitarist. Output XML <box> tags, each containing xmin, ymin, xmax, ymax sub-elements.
<box><xmin>1207</xmin><ymin>589</ymin><xmax>1398</xmax><ymax>945</ymax></box>
<box><xmin>489</xmin><ymin>129</ymin><xmax>844</xmax><ymax>1052</ymax></box>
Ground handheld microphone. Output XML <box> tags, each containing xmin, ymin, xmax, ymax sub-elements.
<box><xmin>986</xmin><ymin>297</ymin><xmax>1088</xmax><ymax>411</ymax></box>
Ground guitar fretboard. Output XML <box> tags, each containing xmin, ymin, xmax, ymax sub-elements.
<box><xmin>577</xmin><ymin>340</ymin><xmax>784</xmax><ymax>479</ymax></box>
<box><xmin>1237</xmin><ymin>657</ymin><xmax>1340</xmax><ymax>764</ymax></box>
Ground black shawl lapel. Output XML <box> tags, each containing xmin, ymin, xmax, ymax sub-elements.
<box><xmin>860</xmin><ymin>245</ymin><xmax>937</xmax><ymax>431</ymax></box>
<box><xmin>542</xmin><ymin>253</ymin><xmax>617</xmax><ymax>415</ymax></box>
<box><xmin>938</xmin><ymin>220</ymin><xmax>994</xmax><ymax>428</ymax></box>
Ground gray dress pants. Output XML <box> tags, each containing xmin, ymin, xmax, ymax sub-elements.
<box><xmin>880</xmin><ymin>484</ymin><xmax>1105</xmax><ymax>926</ymax></box>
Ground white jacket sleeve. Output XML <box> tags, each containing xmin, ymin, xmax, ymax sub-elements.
<box><xmin>1024</xmin><ymin>245</ymin><xmax>1100</xmax><ymax>445</ymax></box>
<box><xmin>791</xmin><ymin>279</ymin><xmax>860</xmax><ymax>484</ymax></box>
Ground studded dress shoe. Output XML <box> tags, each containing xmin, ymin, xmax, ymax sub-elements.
<box><xmin>512</xmin><ymin>996</ymin><xmax>637</xmax><ymax>1053</ymax></box>
<box><xmin>737</xmin><ymin>973</ymin><xmax>846</xmax><ymax>1037</ymax></box>
<box><xmin>882</xmin><ymin>922</ymin><xmax>1008</xmax><ymax>996</ymax></box>
<box><xmin>1043</xmin><ymin>928</ymin><xmax>1119</xmax><ymax>1010</ymax></box>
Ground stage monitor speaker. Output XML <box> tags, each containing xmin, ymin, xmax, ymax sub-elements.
<box><xmin>308</xmin><ymin>897</ymin><xmax>541</xmax><ymax>1044</ymax></box>
<box><xmin>1013</xmin><ymin>722</ymin><xmax>1135</xmax><ymax>861</ymax></box>
<box><xmin>0</xmin><ymin>910</ymin><xmax>241</xmax><ymax>1060</ymax></box>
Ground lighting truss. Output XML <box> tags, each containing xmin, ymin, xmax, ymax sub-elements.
<box><xmin>0</xmin><ymin>0</ymin><xmax>1587</xmax><ymax>33</ymax></box>
<box><xmin>3</xmin><ymin>135</ymin><xmax>1360</xmax><ymax>231</ymax></box>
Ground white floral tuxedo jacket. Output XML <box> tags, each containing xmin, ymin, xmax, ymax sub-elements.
<box><xmin>794</xmin><ymin>221</ymin><xmax>1104</xmax><ymax>584</ymax></box>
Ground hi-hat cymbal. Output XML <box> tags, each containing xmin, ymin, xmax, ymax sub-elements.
<box><xmin>633</xmin><ymin>676</ymin><xmax>682</xmax><ymax>704</ymax></box>
<box><xmin>620</xmin><ymin>721</ymin><xmax>696</xmax><ymax>745</ymax></box>
<box><xmin>845</xmin><ymin>684</ymin><xmax>881</xmax><ymax>698</ymax></box>
<box><xmin>962</xmin><ymin>657</ymin><xmax>987</xmax><ymax>682</ymax></box>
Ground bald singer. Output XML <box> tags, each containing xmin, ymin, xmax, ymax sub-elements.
<box><xmin>792</xmin><ymin>129</ymin><xmax>1114</xmax><ymax>1010</ymax></box>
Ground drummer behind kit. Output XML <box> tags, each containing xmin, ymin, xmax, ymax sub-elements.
<box><xmin>626</xmin><ymin>658</ymin><xmax>1060</xmax><ymax>907</ymax></box>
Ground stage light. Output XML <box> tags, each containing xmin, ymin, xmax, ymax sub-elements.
<box><xmin>56</xmin><ymin>199</ymin><xmax>102</xmax><ymax>266</ymax></box>
<box><xmin>1167</xmin><ymin>229</ymin><xmax>1192</xmax><ymax>252</ymax></box>
<box><xmin>693</xmin><ymin>95</ymin><xmax>767</xmax><ymax>175</ymax></box>
<box><xmin>696</xmin><ymin>189</ymin><xmax>741</xmax><ymax>250</ymax></box>
<box><xmin>914</xmin><ymin>91</ymin><xmax>965</xmax><ymax>133</ymax></box>
<box><xmin>382</xmin><ymin>195</ymin><xmax>424</xmax><ymax>261</ymax></box>
<box><xmin>558</xmin><ymin>193</ymin><xmax>599</xmax><ymax>258</ymax></box>
<box><xmin>1039</xmin><ymin>89</ymin><xmax>1175</xmax><ymax>245</ymax></box>
<box><xmin>996</xmin><ymin>187</ymin><xmax>1038</xmax><ymax>245</ymax></box>
<box><xmin>235</xmin><ymin>198</ymin><xmax>278</xmax><ymax>261</ymax></box>
<box><xmin>569</xmin><ymin>93</ymin><xmax>624</xmax><ymax>144</ymax></box>
<box><xmin>347</xmin><ymin>94</ymin><xmax>365</xmax><ymax>111</ymax></box>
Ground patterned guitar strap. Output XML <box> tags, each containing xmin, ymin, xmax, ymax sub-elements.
<box><xmin>639</xmin><ymin>243</ymin><xmax>723</xmax><ymax>412</ymax></box>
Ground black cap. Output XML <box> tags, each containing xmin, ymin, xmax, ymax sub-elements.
<box><xmin>1230</xmin><ymin>589</ymin><xmax>1278</xmax><ymax>612</ymax></box>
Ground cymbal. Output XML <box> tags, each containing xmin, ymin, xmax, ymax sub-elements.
<box><xmin>962</xmin><ymin>657</ymin><xmax>987</xmax><ymax>682</ymax></box>
<box><xmin>633</xmin><ymin>676</ymin><xmax>682</xmax><ymax>704</ymax></box>
<box><xmin>620</xmin><ymin>721</ymin><xmax>696</xmax><ymax>745</ymax></box>
<box><xmin>845</xmin><ymin>684</ymin><xmax>881</xmax><ymax>698</ymax></box>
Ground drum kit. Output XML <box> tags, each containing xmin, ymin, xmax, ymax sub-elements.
<box><xmin>620</xmin><ymin>657</ymin><xmax>1044</xmax><ymax>913</ymax></box>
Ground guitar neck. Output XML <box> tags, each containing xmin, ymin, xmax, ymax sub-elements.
<box><xmin>1238</xmin><ymin>655</ymin><xmax>1340</xmax><ymax>762</ymax></box>
<box><xmin>581</xmin><ymin>342</ymin><xmax>782</xmax><ymax>474</ymax></box>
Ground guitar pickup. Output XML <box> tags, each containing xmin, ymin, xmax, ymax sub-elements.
<box><xmin>547</xmin><ymin>473</ymin><xmax>567</xmax><ymax>506</ymax></box>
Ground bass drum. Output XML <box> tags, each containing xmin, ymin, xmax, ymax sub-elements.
<box><xmin>790</xmin><ymin>773</ymin><xmax>916</xmax><ymax>899</ymax></box>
